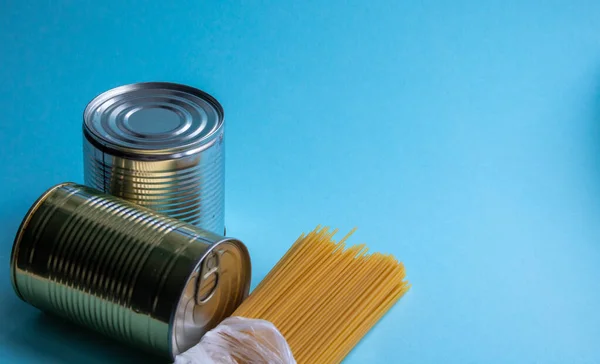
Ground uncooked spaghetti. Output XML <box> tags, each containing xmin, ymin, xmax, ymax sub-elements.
<box><xmin>233</xmin><ymin>226</ymin><xmax>410</xmax><ymax>363</ymax></box>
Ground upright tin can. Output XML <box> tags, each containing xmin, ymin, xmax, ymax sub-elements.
<box><xmin>83</xmin><ymin>82</ymin><xmax>225</xmax><ymax>234</ymax></box>
<box><xmin>11</xmin><ymin>183</ymin><xmax>251</xmax><ymax>359</ymax></box>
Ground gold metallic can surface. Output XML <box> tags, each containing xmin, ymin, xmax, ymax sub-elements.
<box><xmin>83</xmin><ymin>82</ymin><xmax>225</xmax><ymax>234</ymax></box>
<box><xmin>10</xmin><ymin>183</ymin><xmax>250</xmax><ymax>359</ymax></box>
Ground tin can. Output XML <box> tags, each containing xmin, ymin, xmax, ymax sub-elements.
<box><xmin>10</xmin><ymin>183</ymin><xmax>250</xmax><ymax>359</ymax></box>
<box><xmin>83</xmin><ymin>82</ymin><xmax>225</xmax><ymax>234</ymax></box>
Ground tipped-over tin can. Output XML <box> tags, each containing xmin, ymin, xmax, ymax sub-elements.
<box><xmin>83</xmin><ymin>82</ymin><xmax>225</xmax><ymax>234</ymax></box>
<box><xmin>11</xmin><ymin>183</ymin><xmax>250</xmax><ymax>359</ymax></box>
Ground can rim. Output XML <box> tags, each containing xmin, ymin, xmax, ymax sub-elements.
<box><xmin>167</xmin><ymin>236</ymin><xmax>251</xmax><ymax>359</ymax></box>
<box><xmin>83</xmin><ymin>82</ymin><xmax>225</xmax><ymax>160</ymax></box>
<box><xmin>10</xmin><ymin>182</ymin><xmax>77</xmax><ymax>300</ymax></box>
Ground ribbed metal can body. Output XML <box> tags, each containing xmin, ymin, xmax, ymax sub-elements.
<box><xmin>10</xmin><ymin>183</ymin><xmax>250</xmax><ymax>358</ymax></box>
<box><xmin>83</xmin><ymin>82</ymin><xmax>225</xmax><ymax>234</ymax></box>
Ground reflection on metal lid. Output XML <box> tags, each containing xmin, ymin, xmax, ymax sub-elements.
<box><xmin>84</xmin><ymin>82</ymin><xmax>224</xmax><ymax>158</ymax></box>
<box><xmin>171</xmin><ymin>239</ymin><xmax>251</xmax><ymax>356</ymax></box>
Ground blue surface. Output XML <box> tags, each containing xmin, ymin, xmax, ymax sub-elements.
<box><xmin>1</xmin><ymin>1</ymin><xmax>600</xmax><ymax>363</ymax></box>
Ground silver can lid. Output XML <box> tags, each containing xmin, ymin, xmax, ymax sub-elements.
<box><xmin>84</xmin><ymin>82</ymin><xmax>224</xmax><ymax>159</ymax></box>
<box><xmin>170</xmin><ymin>238</ymin><xmax>251</xmax><ymax>357</ymax></box>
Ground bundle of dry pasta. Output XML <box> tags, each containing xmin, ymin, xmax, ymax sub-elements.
<box><xmin>234</xmin><ymin>226</ymin><xmax>410</xmax><ymax>363</ymax></box>
<box><xmin>175</xmin><ymin>226</ymin><xmax>409</xmax><ymax>364</ymax></box>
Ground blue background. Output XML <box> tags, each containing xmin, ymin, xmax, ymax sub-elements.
<box><xmin>1</xmin><ymin>1</ymin><xmax>600</xmax><ymax>363</ymax></box>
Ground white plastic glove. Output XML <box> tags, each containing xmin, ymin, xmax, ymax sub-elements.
<box><xmin>174</xmin><ymin>317</ymin><xmax>296</xmax><ymax>364</ymax></box>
